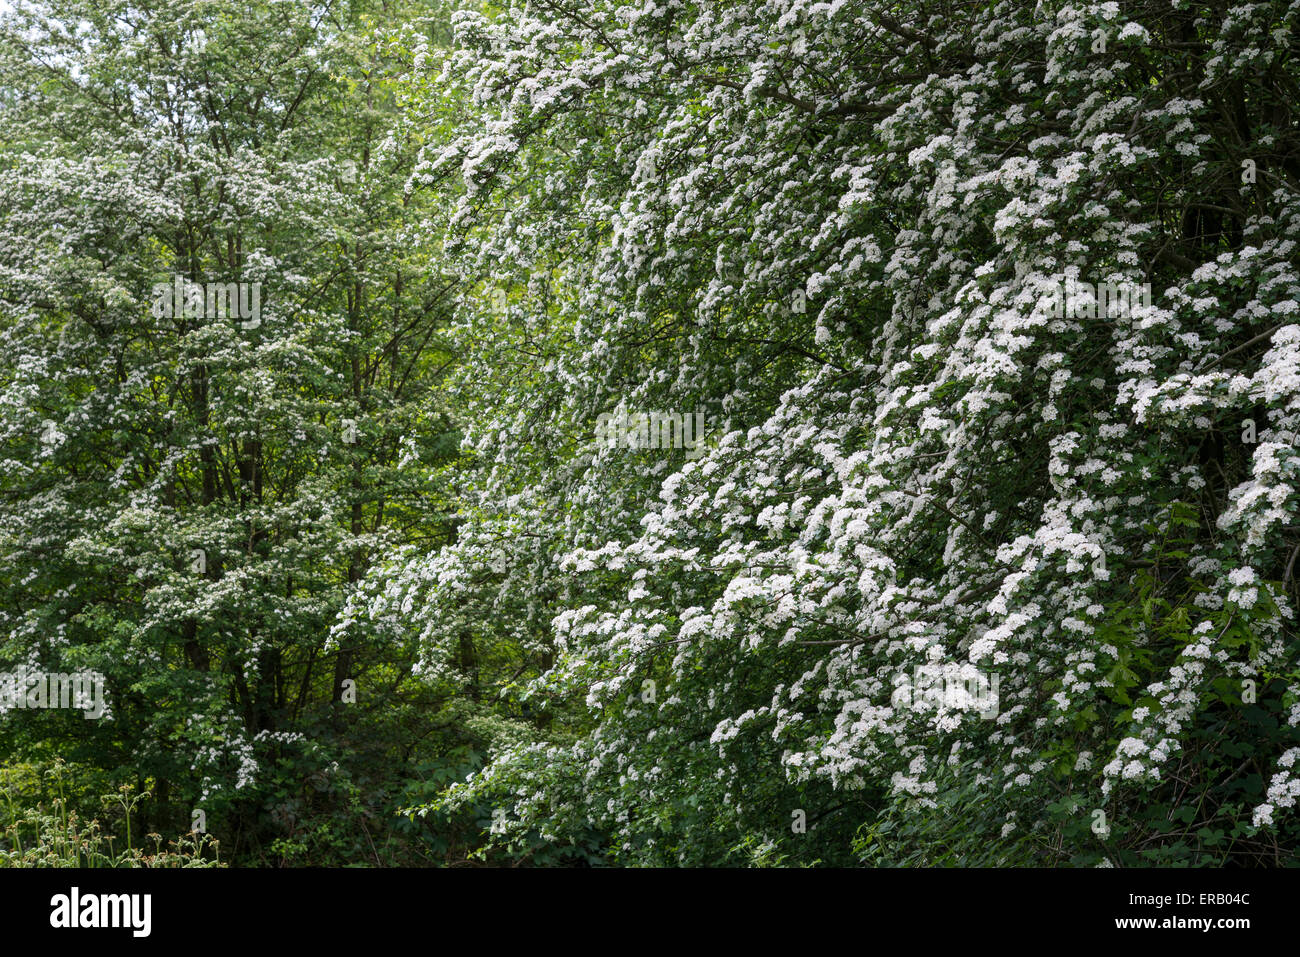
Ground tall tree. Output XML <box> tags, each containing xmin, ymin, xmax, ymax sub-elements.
<box><xmin>373</xmin><ymin>0</ymin><xmax>1300</xmax><ymax>866</ymax></box>
<box><xmin>0</xmin><ymin>0</ymin><xmax>459</xmax><ymax>860</ymax></box>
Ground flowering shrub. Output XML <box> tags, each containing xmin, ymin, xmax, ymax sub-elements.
<box><xmin>349</xmin><ymin>0</ymin><xmax>1300</xmax><ymax>864</ymax></box>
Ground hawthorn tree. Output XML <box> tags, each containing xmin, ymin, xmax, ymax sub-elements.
<box><xmin>0</xmin><ymin>0</ymin><xmax>462</xmax><ymax>862</ymax></box>
<box><xmin>355</xmin><ymin>0</ymin><xmax>1300</xmax><ymax>865</ymax></box>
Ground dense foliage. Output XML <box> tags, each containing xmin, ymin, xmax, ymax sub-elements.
<box><xmin>2</xmin><ymin>0</ymin><xmax>1299</xmax><ymax>867</ymax></box>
